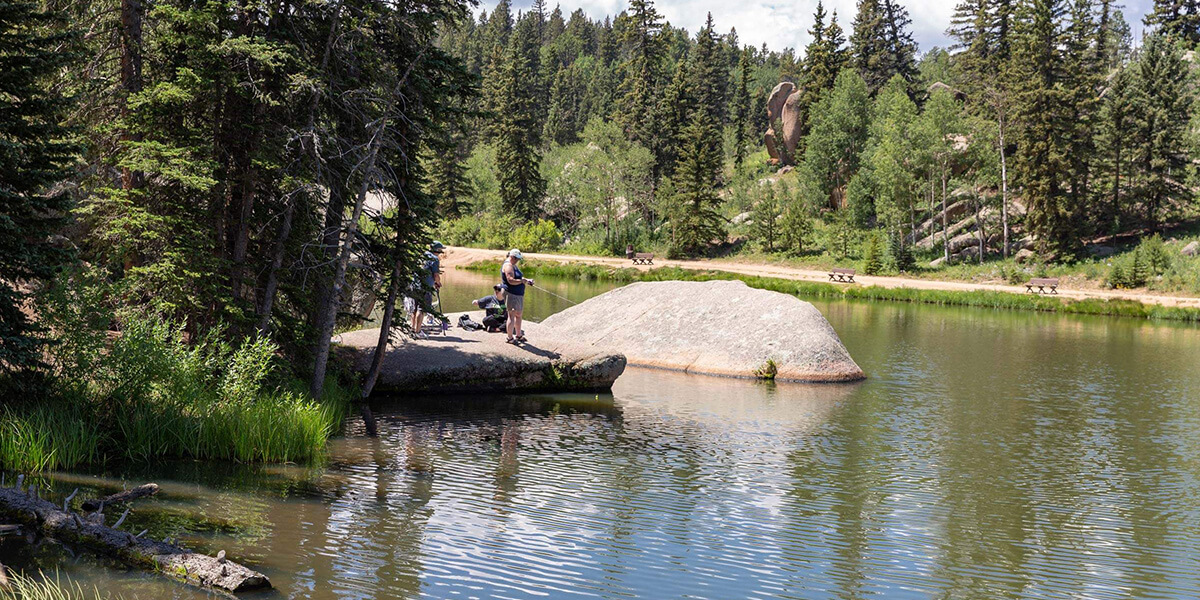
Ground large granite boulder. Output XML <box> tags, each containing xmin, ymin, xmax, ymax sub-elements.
<box><xmin>338</xmin><ymin>315</ymin><xmax>626</xmax><ymax>394</ymax></box>
<box><xmin>540</xmin><ymin>280</ymin><xmax>864</xmax><ymax>382</ymax></box>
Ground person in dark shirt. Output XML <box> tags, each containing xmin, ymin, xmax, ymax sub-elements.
<box><xmin>406</xmin><ymin>241</ymin><xmax>444</xmax><ymax>338</ymax></box>
<box><xmin>472</xmin><ymin>284</ymin><xmax>507</xmax><ymax>332</ymax></box>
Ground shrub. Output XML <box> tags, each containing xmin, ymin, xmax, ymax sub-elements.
<box><xmin>862</xmin><ymin>232</ymin><xmax>884</xmax><ymax>275</ymax></box>
<box><xmin>886</xmin><ymin>232</ymin><xmax>914</xmax><ymax>272</ymax></box>
<box><xmin>510</xmin><ymin>219</ymin><xmax>563</xmax><ymax>253</ymax></box>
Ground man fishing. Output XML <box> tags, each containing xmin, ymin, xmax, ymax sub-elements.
<box><xmin>406</xmin><ymin>241</ymin><xmax>445</xmax><ymax>339</ymax></box>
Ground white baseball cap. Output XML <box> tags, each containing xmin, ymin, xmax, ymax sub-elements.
<box><xmin>508</xmin><ymin>249</ymin><xmax>523</xmax><ymax>260</ymax></box>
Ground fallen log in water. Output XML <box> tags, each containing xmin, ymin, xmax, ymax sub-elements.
<box><xmin>81</xmin><ymin>483</ymin><xmax>159</xmax><ymax>511</ymax></box>
<box><xmin>0</xmin><ymin>482</ymin><xmax>269</xmax><ymax>593</ymax></box>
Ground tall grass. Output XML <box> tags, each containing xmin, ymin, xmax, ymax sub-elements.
<box><xmin>470</xmin><ymin>260</ymin><xmax>1200</xmax><ymax>323</ymax></box>
<box><xmin>0</xmin><ymin>570</ymin><xmax>113</xmax><ymax>600</ymax></box>
<box><xmin>0</xmin><ymin>315</ymin><xmax>352</xmax><ymax>471</ymax></box>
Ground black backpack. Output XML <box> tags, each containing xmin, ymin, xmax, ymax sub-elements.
<box><xmin>458</xmin><ymin>314</ymin><xmax>485</xmax><ymax>331</ymax></box>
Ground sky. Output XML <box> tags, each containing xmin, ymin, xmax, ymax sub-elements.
<box><xmin>498</xmin><ymin>0</ymin><xmax>1155</xmax><ymax>56</ymax></box>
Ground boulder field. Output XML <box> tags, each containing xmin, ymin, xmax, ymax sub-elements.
<box><xmin>539</xmin><ymin>280</ymin><xmax>865</xmax><ymax>383</ymax></box>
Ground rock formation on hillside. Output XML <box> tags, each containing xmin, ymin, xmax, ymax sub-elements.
<box><xmin>540</xmin><ymin>280</ymin><xmax>864</xmax><ymax>382</ymax></box>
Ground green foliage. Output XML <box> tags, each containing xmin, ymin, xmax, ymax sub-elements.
<box><xmin>663</xmin><ymin>114</ymin><xmax>726</xmax><ymax>257</ymax></box>
<box><xmin>798</xmin><ymin>69</ymin><xmax>871</xmax><ymax>210</ymax></box>
<box><xmin>1</xmin><ymin>308</ymin><xmax>350</xmax><ymax>471</ymax></box>
<box><xmin>751</xmin><ymin>183</ymin><xmax>782</xmax><ymax>252</ymax></box>
<box><xmin>493</xmin><ymin>16</ymin><xmax>548</xmax><ymax>218</ymax></box>
<box><xmin>862</xmin><ymin>231</ymin><xmax>884</xmax><ymax>275</ymax></box>
<box><xmin>0</xmin><ymin>0</ymin><xmax>76</xmax><ymax>373</ymax></box>
<box><xmin>887</xmin><ymin>232</ymin><xmax>915</xmax><ymax>272</ymax></box>
<box><xmin>510</xmin><ymin>219</ymin><xmax>564</xmax><ymax>252</ymax></box>
<box><xmin>1107</xmin><ymin>235</ymin><xmax>1173</xmax><ymax>288</ymax></box>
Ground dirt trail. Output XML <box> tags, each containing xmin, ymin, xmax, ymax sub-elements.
<box><xmin>443</xmin><ymin>247</ymin><xmax>1200</xmax><ymax>310</ymax></box>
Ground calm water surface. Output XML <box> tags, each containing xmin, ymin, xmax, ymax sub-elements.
<box><xmin>4</xmin><ymin>267</ymin><xmax>1200</xmax><ymax>599</ymax></box>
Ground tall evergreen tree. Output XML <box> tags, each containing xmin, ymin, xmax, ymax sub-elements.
<box><xmin>690</xmin><ymin>13</ymin><xmax>729</xmax><ymax>126</ymax></box>
<box><xmin>851</xmin><ymin>0</ymin><xmax>888</xmax><ymax>92</ymax></box>
<box><xmin>732</xmin><ymin>50</ymin><xmax>753</xmax><ymax>168</ymax></box>
<box><xmin>0</xmin><ymin>1</ymin><xmax>76</xmax><ymax>373</ymax></box>
<box><xmin>1144</xmin><ymin>0</ymin><xmax>1200</xmax><ymax>46</ymax></box>
<box><xmin>665</xmin><ymin>113</ymin><xmax>725</xmax><ymax>256</ymax></box>
<box><xmin>615</xmin><ymin>0</ymin><xmax>665</xmax><ymax>145</ymax></box>
<box><xmin>1010</xmin><ymin>0</ymin><xmax>1075</xmax><ymax>256</ymax></box>
<box><xmin>493</xmin><ymin>15</ymin><xmax>547</xmax><ymax>218</ymax></box>
<box><xmin>1129</xmin><ymin>33</ymin><xmax>1194</xmax><ymax>230</ymax></box>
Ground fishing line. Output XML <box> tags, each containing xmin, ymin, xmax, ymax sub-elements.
<box><xmin>530</xmin><ymin>283</ymin><xmax>578</xmax><ymax>306</ymax></box>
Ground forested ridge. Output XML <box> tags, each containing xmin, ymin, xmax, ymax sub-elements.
<box><xmin>437</xmin><ymin>0</ymin><xmax>1200</xmax><ymax>286</ymax></box>
<box><xmin>2</xmin><ymin>0</ymin><xmax>1200</xmax><ymax>467</ymax></box>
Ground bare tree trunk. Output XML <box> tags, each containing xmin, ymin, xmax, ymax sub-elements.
<box><xmin>257</xmin><ymin>200</ymin><xmax>295</xmax><ymax>335</ymax></box>
<box><xmin>999</xmin><ymin>114</ymin><xmax>1010</xmax><ymax>259</ymax></box>
<box><xmin>356</xmin><ymin>258</ymin><xmax>404</xmax><ymax>437</ymax></box>
<box><xmin>941</xmin><ymin>166</ymin><xmax>949</xmax><ymax>263</ymax></box>
<box><xmin>119</xmin><ymin>0</ymin><xmax>143</xmax><ymax>191</ymax></box>
<box><xmin>975</xmin><ymin>184</ymin><xmax>984</xmax><ymax>264</ymax></box>
<box><xmin>310</xmin><ymin>120</ymin><xmax>386</xmax><ymax>398</ymax></box>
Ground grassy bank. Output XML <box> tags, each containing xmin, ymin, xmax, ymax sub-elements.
<box><xmin>464</xmin><ymin>260</ymin><xmax>1200</xmax><ymax>323</ymax></box>
<box><xmin>0</xmin><ymin>317</ymin><xmax>352</xmax><ymax>472</ymax></box>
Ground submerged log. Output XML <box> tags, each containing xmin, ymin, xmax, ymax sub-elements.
<box><xmin>0</xmin><ymin>485</ymin><xmax>269</xmax><ymax>593</ymax></box>
<box><xmin>81</xmin><ymin>483</ymin><xmax>159</xmax><ymax>511</ymax></box>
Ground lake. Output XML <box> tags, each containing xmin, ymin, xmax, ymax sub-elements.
<box><xmin>5</xmin><ymin>266</ymin><xmax>1200</xmax><ymax>599</ymax></box>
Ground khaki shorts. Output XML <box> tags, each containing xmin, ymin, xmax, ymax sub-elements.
<box><xmin>506</xmin><ymin>294</ymin><xmax>524</xmax><ymax>312</ymax></box>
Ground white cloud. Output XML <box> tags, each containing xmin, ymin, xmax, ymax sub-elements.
<box><xmin>500</xmin><ymin>0</ymin><xmax>1154</xmax><ymax>58</ymax></box>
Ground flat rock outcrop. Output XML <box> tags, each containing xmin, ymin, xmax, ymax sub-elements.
<box><xmin>338</xmin><ymin>315</ymin><xmax>626</xmax><ymax>394</ymax></box>
<box><xmin>540</xmin><ymin>280</ymin><xmax>864</xmax><ymax>382</ymax></box>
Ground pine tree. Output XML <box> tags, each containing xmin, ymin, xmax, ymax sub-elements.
<box><xmin>1095</xmin><ymin>63</ymin><xmax>1135</xmax><ymax>233</ymax></box>
<box><xmin>732</xmin><ymin>50</ymin><xmax>753</xmax><ymax>168</ymax></box>
<box><xmin>1010</xmin><ymin>0</ymin><xmax>1075</xmax><ymax>256</ymax></box>
<box><xmin>880</xmin><ymin>0</ymin><xmax>919</xmax><ymax>90</ymax></box>
<box><xmin>494</xmin><ymin>16</ymin><xmax>547</xmax><ymax>218</ymax></box>
<box><xmin>1129</xmin><ymin>33</ymin><xmax>1194</xmax><ymax>231</ymax></box>
<box><xmin>793</xmin><ymin>2</ymin><xmax>850</xmax><ymax>153</ymax></box>
<box><xmin>850</xmin><ymin>0</ymin><xmax>917</xmax><ymax>96</ymax></box>
<box><xmin>0</xmin><ymin>1</ymin><xmax>76</xmax><ymax>373</ymax></box>
<box><xmin>616</xmin><ymin>0</ymin><xmax>665</xmax><ymax>146</ymax></box>
<box><xmin>752</xmin><ymin>183</ymin><xmax>781</xmax><ymax>252</ymax></box>
<box><xmin>481</xmin><ymin>0</ymin><xmax>515</xmax><ymax>129</ymax></box>
<box><xmin>665</xmin><ymin>114</ymin><xmax>725</xmax><ymax>256</ymax></box>
<box><xmin>1061</xmin><ymin>0</ymin><xmax>1103</xmax><ymax>240</ymax></box>
<box><xmin>851</xmin><ymin>0</ymin><xmax>890</xmax><ymax>92</ymax></box>
<box><xmin>1144</xmin><ymin>0</ymin><xmax>1200</xmax><ymax>46</ymax></box>
<box><xmin>690</xmin><ymin>13</ymin><xmax>729</xmax><ymax>126</ymax></box>
<box><xmin>654</xmin><ymin>59</ymin><xmax>696</xmax><ymax>178</ymax></box>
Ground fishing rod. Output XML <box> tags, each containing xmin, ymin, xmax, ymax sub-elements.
<box><xmin>529</xmin><ymin>282</ymin><xmax>578</xmax><ymax>306</ymax></box>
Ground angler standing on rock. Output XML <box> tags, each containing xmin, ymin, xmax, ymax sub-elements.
<box><xmin>501</xmin><ymin>249</ymin><xmax>534</xmax><ymax>344</ymax></box>
<box><xmin>407</xmin><ymin>242</ymin><xmax>445</xmax><ymax>339</ymax></box>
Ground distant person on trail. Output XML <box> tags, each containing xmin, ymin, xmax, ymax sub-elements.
<box><xmin>626</xmin><ymin>244</ymin><xmax>635</xmax><ymax>260</ymax></box>
<box><xmin>406</xmin><ymin>241</ymin><xmax>445</xmax><ymax>339</ymax></box>
<box><xmin>473</xmin><ymin>284</ymin><xmax>507</xmax><ymax>332</ymax></box>
<box><xmin>501</xmin><ymin>249</ymin><xmax>534</xmax><ymax>344</ymax></box>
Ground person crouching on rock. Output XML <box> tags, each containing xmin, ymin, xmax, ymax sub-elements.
<box><xmin>501</xmin><ymin>248</ymin><xmax>534</xmax><ymax>344</ymax></box>
<box><xmin>473</xmin><ymin>284</ymin><xmax>507</xmax><ymax>332</ymax></box>
<box><xmin>406</xmin><ymin>241</ymin><xmax>445</xmax><ymax>339</ymax></box>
